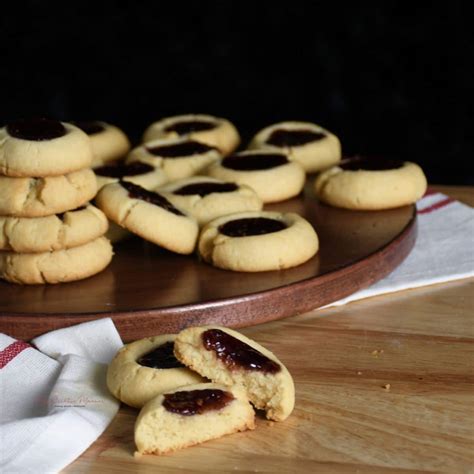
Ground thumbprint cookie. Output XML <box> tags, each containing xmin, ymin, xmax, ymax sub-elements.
<box><xmin>127</xmin><ymin>136</ymin><xmax>221</xmax><ymax>181</ymax></box>
<box><xmin>158</xmin><ymin>176</ymin><xmax>262</xmax><ymax>226</ymax></box>
<box><xmin>72</xmin><ymin>120</ymin><xmax>131</xmax><ymax>167</ymax></box>
<box><xmin>249</xmin><ymin>120</ymin><xmax>341</xmax><ymax>173</ymax></box>
<box><xmin>206</xmin><ymin>150</ymin><xmax>305</xmax><ymax>203</ymax></box>
<box><xmin>107</xmin><ymin>334</ymin><xmax>204</xmax><ymax>409</ymax></box>
<box><xmin>198</xmin><ymin>211</ymin><xmax>319</xmax><ymax>272</ymax></box>
<box><xmin>142</xmin><ymin>114</ymin><xmax>240</xmax><ymax>156</ymax></box>
<box><xmin>96</xmin><ymin>181</ymin><xmax>198</xmax><ymax>254</ymax></box>
<box><xmin>0</xmin><ymin>118</ymin><xmax>92</xmax><ymax>177</ymax></box>
<box><xmin>314</xmin><ymin>156</ymin><xmax>427</xmax><ymax>210</ymax></box>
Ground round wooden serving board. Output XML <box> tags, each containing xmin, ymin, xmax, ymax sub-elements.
<box><xmin>0</xmin><ymin>182</ymin><xmax>417</xmax><ymax>341</ymax></box>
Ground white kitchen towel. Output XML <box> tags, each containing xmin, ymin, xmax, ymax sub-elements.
<box><xmin>328</xmin><ymin>190</ymin><xmax>474</xmax><ymax>306</ymax></box>
<box><xmin>32</xmin><ymin>317</ymin><xmax>123</xmax><ymax>364</ymax></box>
<box><xmin>0</xmin><ymin>318</ymin><xmax>123</xmax><ymax>473</ymax></box>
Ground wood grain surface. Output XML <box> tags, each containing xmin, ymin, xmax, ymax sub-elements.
<box><xmin>0</xmin><ymin>181</ymin><xmax>417</xmax><ymax>341</ymax></box>
<box><xmin>63</xmin><ymin>186</ymin><xmax>474</xmax><ymax>473</ymax></box>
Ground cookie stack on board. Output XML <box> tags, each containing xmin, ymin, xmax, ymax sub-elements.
<box><xmin>0</xmin><ymin>118</ymin><xmax>113</xmax><ymax>284</ymax></box>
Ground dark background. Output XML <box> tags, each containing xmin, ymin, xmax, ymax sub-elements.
<box><xmin>1</xmin><ymin>2</ymin><xmax>472</xmax><ymax>184</ymax></box>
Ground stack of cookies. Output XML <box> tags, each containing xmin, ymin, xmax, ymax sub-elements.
<box><xmin>0</xmin><ymin>118</ymin><xmax>113</xmax><ymax>284</ymax></box>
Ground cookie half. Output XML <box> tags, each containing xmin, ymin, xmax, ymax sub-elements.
<box><xmin>314</xmin><ymin>156</ymin><xmax>428</xmax><ymax>210</ymax></box>
<box><xmin>127</xmin><ymin>137</ymin><xmax>221</xmax><ymax>181</ymax></box>
<box><xmin>107</xmin><ymin>334</ymin><xmax>204</xmax><ymax>409</ymax></box>
<box><xmin>158</xmin><ymin>176</ymin><xmax>262</xmax><ymax>226</ymax></box>
<box><xmin>96</xmin><ymin>181</ymin><xmax>198</xmax><ymax>254</ymax></box>
<box><xmin>0</xmin><ymin>204</ymin><xmax>108</xmax><ymax>253</ymax></box>
<box><xmin>94</xmin><ymin>160</ymin><xmax>167</xmax><ymax>191</ymax></box>
<box><xmin>0</xmin><ymin>236</ymin><xmax>113</xmax><ymax>284</ymax></box>
<box><xmin>206</xmin><ymin>150</ymin><xmax>305</xmax><ymax>203</ymax></box>
<box><xmin>174</xmin><ymin>326</ymin><xmax>295</xmax><ymax>421</ymax></box>
<box><xmin>249</xmin><ymin>120</ymin><xmax>341</xmax><ymax>173</ymax></box>
<box><xmin>72</xmin><ymin>120</ymin><xmax>131</xmax><ymax>167</ymax></box>
<box><xmin>142</xmin><ymin>114</ymin><xmax>240</xmax><ymax>156</ymax></box>
<box><xmin>199</xmin><ymin>211</ymin><xmax>318</xmax><ymax>272</ymax></box>
<box><xmin>0</xmin><ymin>118</ymin><xmax>93</xmax><ymax>177</ymax></box>
<box><xmin>0</xmin><ymin>168</ymin><xmax>97</xmax><ymax>217</ymax></box>
<box><xmin>134</xmin><ymin>382</ymin><xmax>255</xmax><ymax>455</ymax></box>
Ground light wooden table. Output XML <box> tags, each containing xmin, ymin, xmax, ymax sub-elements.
<box><xmin>66</xmin><ymin>186</ymin><xmax>474</xmax><ymax>473</ymax></box>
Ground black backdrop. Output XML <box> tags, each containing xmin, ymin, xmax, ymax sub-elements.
<box><xmin>1</xmin><ymin>2</ymin><xmax>472</xmax><ymax>184</ymax></box>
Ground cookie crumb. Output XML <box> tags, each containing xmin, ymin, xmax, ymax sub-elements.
<box><xmin>371</xmin><ymin>349</ymin><xmax>384</xmax><ymax>358</ymax></box>
<box><xmin>382</xmin><ymin>383</ymin><xmax>391</xmax><ymax>391</ymax></box>
<box><xmin>357</xmin><ymin>371</ymin><xmax>362</xmax><ymax>375</ymax></box>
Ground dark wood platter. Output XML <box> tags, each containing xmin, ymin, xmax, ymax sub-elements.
<box><xmin>0</xmin><ymin>182</ymin><xmax>417</xmax><ymax>341</ymax></box>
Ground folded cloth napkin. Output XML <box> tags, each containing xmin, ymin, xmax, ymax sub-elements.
<box><xmin>0</xmin><ymin>318</ymin><xmax>123</xmax><ymax>473</ymax></box>
<box><xmin>328</xmin><ymin>190</ymin><xmax>474</xmax><ymax>307</ymax></box>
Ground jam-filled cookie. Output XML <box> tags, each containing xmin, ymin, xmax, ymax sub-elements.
<box><xmin>127</xmin><ymin>137</ymin><xmax>221</xmax><ymax>181</ymax></box>
<box><xmin>206</xmin><ymin>150</ymin><xmax>305</xmax><ymax>203</ymax></box>
<box><xmin>93</xmin><ymin>160</ymin><xmax>166</xmax><ymax>242</ymax></box>
<box><xmin>134</xmin><ymin>382</ymin><xmax>255</xmax><ymax>455</ymax></box>
<box><xmin>0</xmin><ymin>118</ymin><xmax>92</xmax><ymax>177</ymax></box>
<box><xmin>0</xmin><ymin>168</ymin><xmax>97</xmax><ymax>217</ymax></box>
<box><xmin>0</xmin><ymin>236</ymin><xmax>113</xmax><ymax>284</ymax></box>
<box><xmin>314</xmin><ymin>156</ymin><xmax>428</xmax><ymax>210</ymax></box>
<box><xmin>198</xmin><ymin>211</ymin><xmax>319</xmax><ymax>272</ymax></box>
<box><xmin>158</xmin><ymin>176</ymin><xmax>262</xmax><ymax>226</ymax></box>
<box><xmin>96</xmin><ymin>181</ymin><xmax>198</xmax><ymax>254</ymax></box>
<box><xmin>107</xmin><ymin>334</ymin><xmax>204</xmax><ymax>409</ymax></box>
<box><xmin>249</xmin><ymin>121</ymin><xmax>341</xmax><ymax>173</ymax></box>
<box><xmin>142</xmin><ymin>114</ymin><xmax>240</xmax><ymax>156</ymax></box>
<box><xmin>0</xmin><ymin>204</ymin><xmax>108</xmax><ymax>253</ymax></box>
<box><xmin>72</xmin><ymin>120</ymin><xmax>131</xmax><ymax>167</ymax></box>
<box><xmin>94</xmin><ymin>160</ymin><xmax>167</xmax><ymax>191</ymax></box>
<box><xmin>174</xmin><ymin>326</ymin><xmax>295</xmax><ymax>421</ymax></box>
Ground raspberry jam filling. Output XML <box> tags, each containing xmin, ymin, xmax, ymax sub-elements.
<box><xmin>202</xmin><ymin>329</ymin><xmax>281</xmax><ymax>373</ymax></box>
<box><xmin>163</xmin><ymin>389</ymin><xmax>234</xmax><ymax>416</ymax></box>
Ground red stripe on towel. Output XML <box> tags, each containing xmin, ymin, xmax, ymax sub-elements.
<box><xmin>0</xmin><ymin>340</ymin><xmax>31</xmax><ymax>369</ymax></box>
<box><xmin>418</xmin><ymin>197</ymin><xmax>455</xmax><ymax>214</ymax></box>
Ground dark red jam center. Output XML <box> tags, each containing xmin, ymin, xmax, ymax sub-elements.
<box><xmin>6</xmin><ymin>117</ymin><xmax>66</xmax><ymax>141</ymax></box>
<box><xmin>95</xmin><ymin>161</ymin><xmax>154</xmax><ymax>178</ymax></box>
<box><xmin>72</xmin><ymin>120</ymin><xmax>105</xmax><ymax>135</ymax></box>
<box><xmin>202</xmin><ymin>329</ymin><xmax>281</xmax><ymax>373</ymax></box>
<box><xmin>266</xmin><ymin>128</ymin><xmax>326</xmax><ymax>147</ymax></box>
<box><xmin>219</xmin><ymin>217</ymin><xmax>287</xmax><ymax>237</ymax></box>
<box><xmin>137</xmin><ymin>341</ymin><xmax>185</xmax><ymax>369</ymax></box>
<box><xmin>174</xmin><ymin>182</ymin><xmax>238</xmax><ymax>197</ymax></box>
<box><xmin>146</xmin><ymin>140</ymin><xmax>216</xmax><ymax>158</ymax></box>
<box><xmin>222</xmin><ymin>153</ymin><xmax>288</xmax><ymax>171</ymax></box>
<box><xmin>163</xmin><ymin>389</ymin><xmax>234</xmax><ymax>416</ymax></box>
<box><xmin>339</xmin><ymin>156</ymin><xmax>404</xmax><ymax>171</ymax></box>
<box><xmin>120</xmin><ymin>181</ymin><xmax>184</xmax><ymax>216</ymax></box>
<box><xmin>164</xmin><ymin>120</ymin><xmax>217</xmax><ymax>135</ymax></box>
